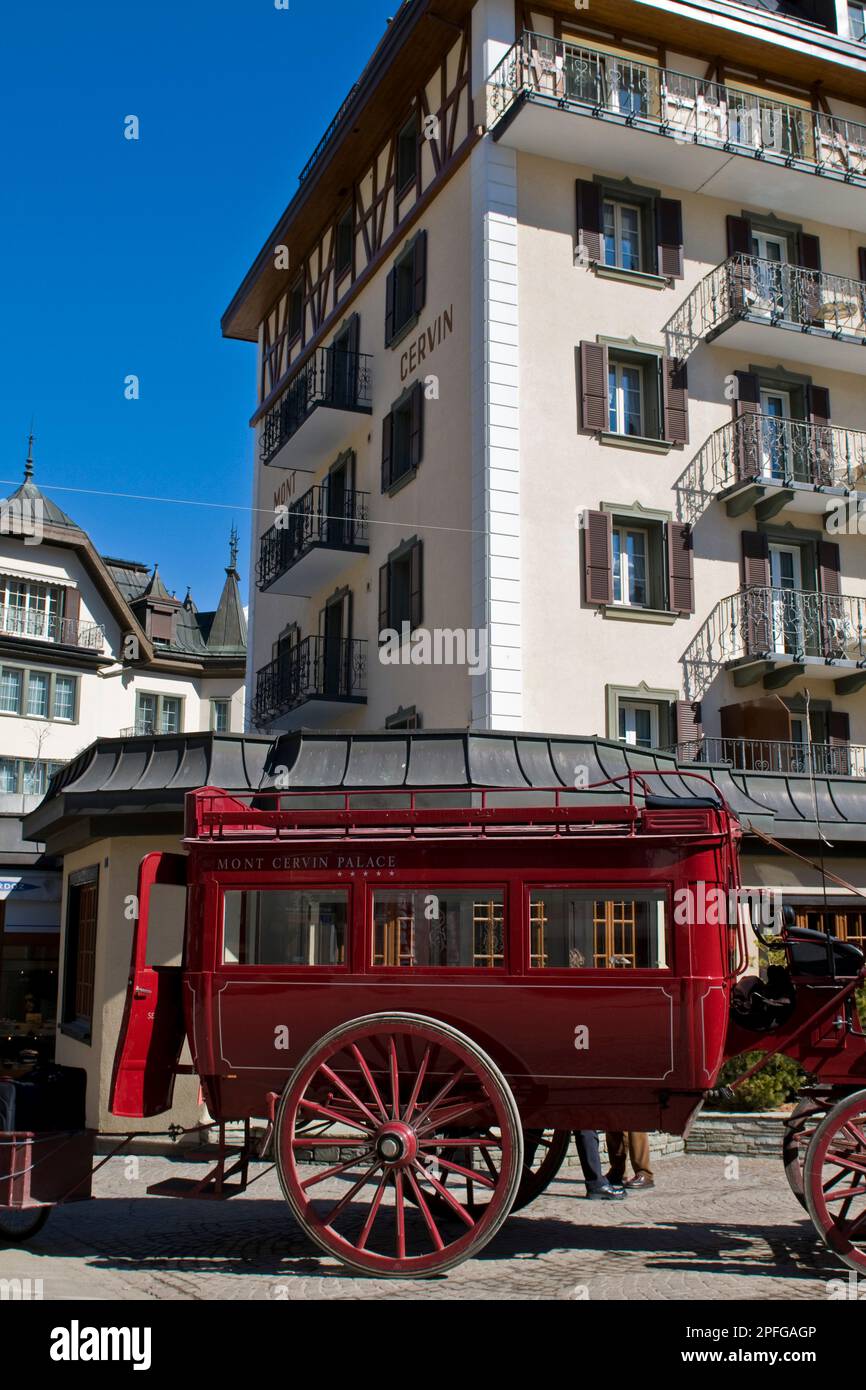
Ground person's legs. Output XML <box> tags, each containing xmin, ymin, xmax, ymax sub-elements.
<box><xmin>575</xmin><ymin>1130</ymin><xmax>627</xmax><ymax>1200</ymax></box>
<box><xmin>628</xmin><ymin>1131</ymin><xmax>654</xmax><ymax>1179</ymax></box>
<box><xmin>605</xmin><ymin>1131</ymin><xmax>627</xmax><ymax>1183</ymax></box>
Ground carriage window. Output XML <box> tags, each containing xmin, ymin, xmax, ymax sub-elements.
<box><xmin>223</xmin><ymin>890</ymin><xmax>347</xmax><ymax>966</ymax></box>
<box><xmin>372</xmin><ymin>890</ymin><xmax>504</xmax><ymax>968</ymax></box>
<box><xmin>529</xmin><ymin>891</ymin><xmax>667</xmax><ymax>970</ymax></box>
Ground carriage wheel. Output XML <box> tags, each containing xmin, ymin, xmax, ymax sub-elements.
<box><xmin>0</xmin><ymin>1207</ymin><xmax>51</xmax><ymax>1245</ymax></box>
<box><xmin>275</xmin><ymin>1012</ymin><xmax>523</xmax><ymax>1278</ymax></box>
<box><xmin>804</xmin><ymin>1088</ymin><xmax>866</xmax><ymax>1275</ymax></box>
<box><xmin>406</xmin><ymin>1126</ymin><xmax>570</xmax><ymax>1220</ymax></box>
<box><xmin>783</xmin><ymin>1098</ymin><xmax>827</xmax><ymax>1209</ymax></box>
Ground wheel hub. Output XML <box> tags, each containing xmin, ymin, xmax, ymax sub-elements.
<box><xmin>375</xmin><ymin>1122</ymin><xmax>417</xmax><ymax>1166</ymax></box>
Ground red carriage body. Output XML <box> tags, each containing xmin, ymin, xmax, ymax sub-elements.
<box><xmin>9</xmin><ymin>773</ymin><xmax>864</xmax><ymax>1278</ymax></box>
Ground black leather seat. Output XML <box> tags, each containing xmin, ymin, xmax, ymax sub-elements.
<box><xmin>785</xmin><ymin>925</ymin><xmax>864</xmax><ymax>978</ymax></box>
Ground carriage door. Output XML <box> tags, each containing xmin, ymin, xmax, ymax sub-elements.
<box><xmin>110</xmin><ymin>853</ymin><xmax>188</xmax><ymax>1118</ymax></box>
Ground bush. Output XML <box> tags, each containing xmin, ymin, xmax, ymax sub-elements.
<box><xmin>709</xmin><ymin>1051</ymin><xmax>807</xmax><ymax>1113</ymax></box>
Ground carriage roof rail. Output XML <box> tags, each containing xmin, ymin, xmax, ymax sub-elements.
<box><xmin>183</xmin><ymin>772</ymin><xmax>737</xmax><ymax>843</ymax></box>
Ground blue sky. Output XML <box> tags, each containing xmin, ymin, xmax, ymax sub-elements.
<box><xmin>0</xmin><ymin>0</ymin><xmax>389</xmax><ymax>609</ymax></box>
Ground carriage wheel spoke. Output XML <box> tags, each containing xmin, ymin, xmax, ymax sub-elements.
<box><xmin>356</xmin><ymin>1173</ymin><xmax>389</xmax><ymax>1252</ymax></box>
<box><xmin>843</xmin><ymin>1120</ymin><xmax>866</xmax><ymax>1149</ymax></box>
<box><xmin>292</xmin><ymin>1135</ymin><xmax>372</xmax><ymax>1148</ymax></box>
<box><xmin>417</xmin><ymin>1100</ymin><xmax>483</xmax><ymax>1135</ymax></box>
<box><xmin>418</xmin><ymin>1137</ymin><xmax>500</xmax><ymax>1149</ymax></box>
<box><xmin>432</xmin><ymin>1153</ymin><xmax>497</xmax><ymax>1189</ymax></box>
<box><xmin>402</xmin><ymin>1045</ymin><xmax>432</xmax><ymax>1123</ymax></box>
<box><xmin>297</xmin><ymin>1097</ymin><xmax>373</xmax><ymax>1133</ymax></box>
<box><xmin>388</xmin><ymin>1036</ymin><xmax>401</xmax><ymax>1120</ymax></box>
<box><xmin>350</xmin><ymin>1043</ymin><xmax>389</xmax><ymax>1120</ymax></box>
<box><xmin>301</xmin><ymin>1150</ymin><xmax>375</xmax><ymax>1190</ymax></box>
<box><xmin>824</xmin><ymin>1181</ymin><xmax>866</xmax><ymax>1204</ymax></box>
<box><xmin>319</xmin><ymin>1062</ymin><xmax>381</xmax><ymax>1129</ymax></box>
<box><xmin>405</xmin><ymin>1168</ymin><xmax>445</xmax><ymax>1252</ymax></box>
<box><xmin>826</xmin><ymin>1150</ymin><xmax>866</xmax><ymax>1179</ymax></box>
<box><xmin>413</xmin><ymin>1066</ymin><xmax>466</xmax><ymax>1131</ymax></box>
<box><xmin>412</xmin><ymin>1162</ymin><xmax>476</xmax><ymax>1228</ymax></box>
<box><xmin>322</xmin><ymin>1159</ymin><xmax>383</xmax><ymax>1227</ymax></box>
<box><xmin>393</xmin><ymin>1169</ymin><xmax>406</xmax><ymax>1260</ymax></box>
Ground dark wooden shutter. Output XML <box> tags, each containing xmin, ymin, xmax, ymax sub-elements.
<box><xmin>829</xmin><ymin>710</ymin><xmax>850</xmax><ymax>747</ymax></box>
<box><xmin>656</xmin><ymin>198</ymin><xmax>684</xmax><ymax>279</ymax></box>
<box><xmin>576</xmin><ymin>180</ymin><xmax>603</xmax><ymax>263</ymax></box>
<box><xmin>808</xmin><ymin>385</ymin><xmax>831</xmax><ymax>426</ymax></box>
<box><xmin>859</xmin><ymin>248</ymin><xmax>866</xmax><ymax>282</ymax></box>
<box><xmin>797</xmin><ymin>233</ymin><xmax>822</xmax><ymax>271</ymax></box>
<box><xmin>412</xmin><ymin>230</ymin><xmax>427</xmax><ymax>316</ymax></box>
<box><xmin>663</xmin><ymin>358</ymin><xmax>689</xmax><ymax>444</ymax></box>
<box><xmin>734</xmin><ymin>371</ymin><xmax>761</xmax><ymax>416</ymax></box>
<box><xmin>384</xmin><ymin>267</ymin><xmax>397</xmax><ymax>347</ymax></box>
<box><xmin>667</xmin><ymin>522</ymin><xmax>694</xmax><ymax>615</ymax></box>
<box><xmin>726</xmin><ymin>215</ymin><xmax>753</xmax><ymax>257</ymax></box>
<box><xmin>409</xmin><ymin>540</ymin><xmax>423</xmax><ymax>629</ymax></box>
<box><xmin>381</xmin><ymin>410</ymin><xmax>394</xmax><ymax>491</ymax></box>
<box><xmin>733</xmin><ymin>371</ymin><xmax>761</xmax><ymax>478</ymax></box>
<box><xmin>378</xmin><ymin>563</ymin><xmax>390</xmax><ymax>635</ymax></box>
<box><xmin>741</xmin><ymin>532</ymin><xmax>771</xmax><ymax>652</ymax></box>
<box><xmin>675</xmin><ymin>700</ymin><xmax>702</xmax><ymax>752</ymax></box>
<box><xmin>583</xmin><ymin>510</ymin><xmax>613</xmax><ymax>606</ymax></box>
<box><xmin>818</xmin><ymin>540</ymin><xmax>841</xmax><ymax>596</ymax></box>
<box><xmin>63</xmin><ymin>587</ymin><xmax>80</xmax><ymax>643</ymax></box>
<box><xmin>579</xmin><ymin>341</ymin><xmax>608</xmax><ymax>433</ymax></box>
<box><xmin>409</xmin><ymin>382</ymin><xmax>424</xmax><ymax>469</ymax></box>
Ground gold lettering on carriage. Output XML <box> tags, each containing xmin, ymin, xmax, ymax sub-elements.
<box><xmin>215</xmin><ymin>854</ymin><xmax>397</xmax><ymax>871</ymax></box>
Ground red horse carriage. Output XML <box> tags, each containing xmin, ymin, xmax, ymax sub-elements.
<box><xmin>2</xmin><ymin>772</ymin><xmax>865</xmax><ymax>1279</ymax></box>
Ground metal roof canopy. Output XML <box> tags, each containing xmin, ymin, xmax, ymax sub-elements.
<box><xmin>22</xmin><ymin>727</ymin><xmax>866</xmax><ymax>849</ymax></box>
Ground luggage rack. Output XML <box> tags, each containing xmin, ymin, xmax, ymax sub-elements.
<box><xmin>185</xmin><ymin>771</ymin><xmax>733</xmax><ymax>844</ymax></box>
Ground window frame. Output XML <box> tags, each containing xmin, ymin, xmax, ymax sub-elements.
<box><xmin>210</xmin><ymin>697</ymin><xmax>231</xmax><ymax>733</ymax></box>
<box><xmin>0</xmin><ymin>664</ymin><xmax>78</xmax><ymax>724</ymax></box>
<box><xmin>334</xmin><ymin>204</ymin><xmax>354</xmax><ymax>282</ymax></box>
<box><xmin>395</xmin><ymin>111</ymin><xmax>419</xmax><ymax>197</ymax></box>
<box><xmin>218</xmin><ymin>882</ymin><xmax>352</xmax><ymax>972</ymax></box>
<box><xmin>608</xmin><ymin>357</ymin><xmax>646</xmax><ymax>437</ymax></box>
<box><xmin>369</xmin><ymin>883</ymin><xmax>510</xmax><ymax>974</ymax></box>
<box><xmin>525</xmin><ymin>881</ymin><xmax>672</xmax><ymax>974</ymax></box>
<box><xmin>385</xmin><ymin>705</ymin><xmax>422</xmax><ymax>730</ymax></box>
<box><xmin>134</xmin><ymin>691</ymin><xmax>186</xmax><ymax>736</ymax></box>
<box><xmin>61</xmin><ymin>864</ymin><xmax>99</xmax><ymax>1042</ymax></box>
<box><xmin>602</xmin><ymin>198</ymin><xmax>643</xmax><ymax>272</ymax></box>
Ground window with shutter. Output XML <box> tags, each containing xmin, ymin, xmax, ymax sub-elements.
<box><xmin>859</xmin><ymin>247</ymin><xmax>866</xmax><ymax>283</ymax></box>
<box><xmin>385</xmin><ymin>231</ymin><xmax>426</xmax><ymax>347</ymax></box>
<box><xmin>382</xmin><ymin>386</ymin><xmax>422</xmax><ymax>492</ymax></box>
<box><xmin>675</xmin><ymin>700</ymin><xmax>702</xmax><ymax>753</ymax></box>
<box><xmin>381</xmin><ymin>538</ymin><xmax>422</xmax><ymax>634</ymax></box>
<box><xmin>726</xmin><ymin>215</ymin><xmax>753</xmax><ymax>257</ymax></box>
<box><xmin>741</xmin><ymin>532</ymin><xmax>772</xmax><ymax>652</ymax></box>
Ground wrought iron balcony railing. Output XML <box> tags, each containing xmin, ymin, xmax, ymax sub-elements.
<box><xmin>254</xmin><ymin>636</ymin><xmax>368</xmax><ymax>725</ymax></box>
<box><xmin>259</xmin><ymin>346</ymin><xmax>374</xmax><ymax>465</ymax></box>
<box><xmin>665</xmin><ymin>255</ymin><xmax>866</xmax><ymax>359</ymax></box>
<box><xmin>487</xmin><ymin>31</ymin><xmax>866</xmax><ymax>184</ymax></box>
<box><xmin>683</xmin><ymin>585</ymin><xmax>866</xmax><ymax>699</ymax></box>
<box><xmin>677</xmin><ymin>414</ymin><xmax>866</xmax><ymax>522</ymax></box>
<box><xmin>0</xmin><ymin>606</ymin><xmax>104</xmax><ymax>651</ymax></box>
<box><xmin>672</xmin><ymin>736</ymin><xmax>866</xmax><ymax>778</ymax></box>
<box><xmin>257</xmin><ymin>484</ymin><xmax>369</xmax><ymax>591</ymax></box>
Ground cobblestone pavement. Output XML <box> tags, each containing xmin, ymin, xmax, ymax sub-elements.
<box><xmin>0</xmin><ymin>1151</ymin><xmax>851</xmax><ymax>1301</ymax></box>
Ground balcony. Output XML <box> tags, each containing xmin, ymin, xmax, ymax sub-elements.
<box><xmin>259</xmin><ymin>345</ymin><xmax>373</xmax><ymax>471</ymax></box>
<box><xmin>486</xmin><ymin>31</ymin><xmax>866</xmax><ymax>233</ymax></box>
<box><xmin>0</xmin><ymin>606</ymin><xmax>104</xmax><ymax>652</ymax></box>
<box><xmin>665</xmin><ymin>256</ymin><xmax>866</xmax><ymax>371</ymax></box>
<box><xmin>253</xmin><ymin>636</ymin><xmax>367</xmax><ymax>729</ymax></box>
<box><xmin>673</xmin><ymin>736</ymin><xmax>866</xmax><ymax>778</ymax></box>
<box><xmin>257</xmin><ymin>485</ymin><xmax>369</xmax><ymax>595</ymax></box>
<box><xmin>685</xmin><ymin>586</ymin><xmax>866</xmax><ymax>698</ymax></box>
<box><xmin>677</xmin><ymin>415</ymin><xmax>866</xmax><ymax>526</ymax></box>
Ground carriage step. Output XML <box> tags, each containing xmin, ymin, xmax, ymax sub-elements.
<box><xmin>146</xmin><ymin>1177</ymin><xmax>245</xmax><ymax>1200</ymax></box>
<box><xmin>181</xmin><ymin>1146</ymin><xmax>245</xmax><ymax>1162</ymax></box>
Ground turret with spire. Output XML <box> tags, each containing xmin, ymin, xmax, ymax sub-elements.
<box><xmin>206</xmin><ymin>526</ymin><xmax>247</xmax><ymax>654</ymax></box>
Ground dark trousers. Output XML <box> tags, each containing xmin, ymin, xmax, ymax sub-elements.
<box><xmin>524</xmin><ymin>1129</ymin><xmax>605</xmax><ymax>1191</ymax></box>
